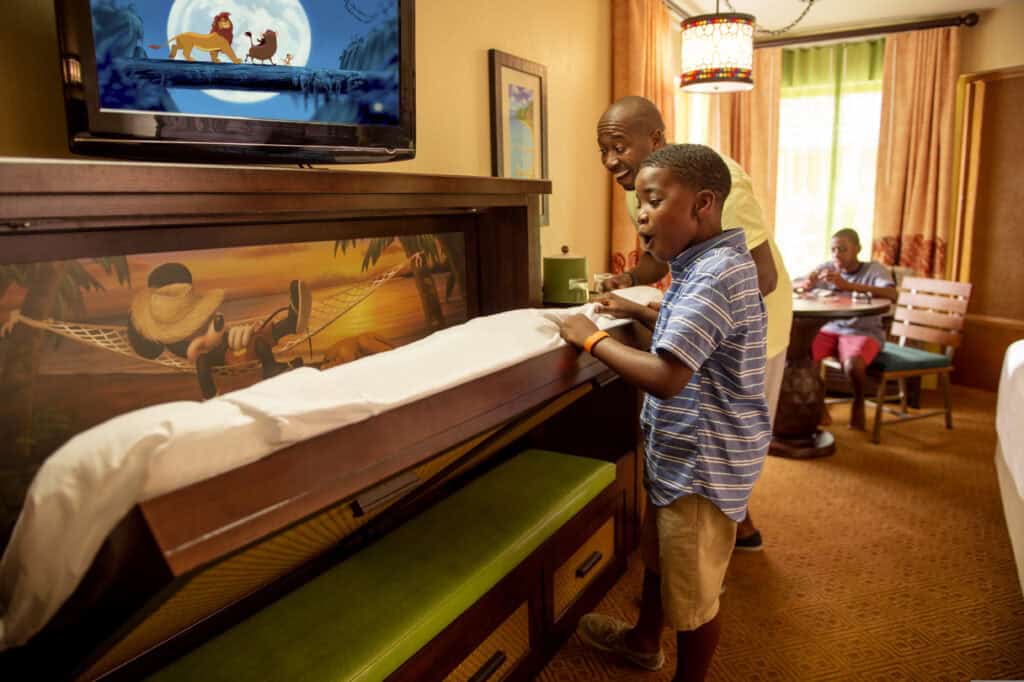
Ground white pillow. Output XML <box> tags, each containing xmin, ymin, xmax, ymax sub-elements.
<box><xmin>0</xmin><ymin>402</ymin><xmax>185</xmax><ymax>649</ymax></box>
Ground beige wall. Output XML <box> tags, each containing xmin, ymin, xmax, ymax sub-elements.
<box><xmin>0</xmin><ymin>3</ymin><xmax>70</xmax><ymax>158</ymax></box>
<box><xmin>0</xmin><ymin>1</ymin><xmax>613</xmax><ymax>274</ymax></box>
<box><xmin>961</xmin><ymin>0</ymin><xmax>1024</xmax><ymax>74</ymax></box>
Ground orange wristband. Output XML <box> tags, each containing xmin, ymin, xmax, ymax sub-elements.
<box><xmin>583</xmin><ymin>330</ymin><xmax>610</xmax><ymax>354</ymax></box>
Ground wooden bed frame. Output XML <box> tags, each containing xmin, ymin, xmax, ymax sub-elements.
<box><xmin>0</xmin><ymin>160</ymin><xmax>642</xmax><ymax>680</ymax></box>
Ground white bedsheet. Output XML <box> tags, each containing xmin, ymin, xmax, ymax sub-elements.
<box><xmin>0</xmin><ymin>291</ymin><xmax>658</xmax><ymax>650</ymax></box>
<box><xmin>997</xmin><ymin>339</ymin><xmax>1024</xmax><ymax>500</ymax></box>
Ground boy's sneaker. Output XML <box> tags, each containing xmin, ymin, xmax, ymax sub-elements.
<box><xmin>576</xmin><ymin>613</ymin><xmax>664</xmax><ymax>671</ymax></box>
<box><xmin>734</xmin><ymin>529</ymin><xmax>764</xmax><ymax>552</ymax></box>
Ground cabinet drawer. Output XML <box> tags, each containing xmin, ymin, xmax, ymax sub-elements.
<box><xmin>443</xmin><ymin>602</ymin><xmax>530</xmax><ymax>682</ymax></box>
<box><xmin>553</xmin><ymin>515</ymin><xmax>616</xmax><ymax>618</ymax></box>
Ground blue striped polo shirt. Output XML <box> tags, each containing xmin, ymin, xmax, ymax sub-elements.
<box><xmin>640</xmin><ymin>228</ymin><xmax>771</xmax><ymax>521</ymax></box>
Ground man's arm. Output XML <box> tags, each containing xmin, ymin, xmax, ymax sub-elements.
<box><xmin>633</xmin><ymin>250</ymin><xmax>670</xmax><ymax>286</ymax></box>
<box><xmin>599</xmin><ymin>250</ymin><xmax>669</xmax><ymax>292</ymax></box>
<box><xmin>749</xmin><ymin>242</ymin><xmax>778</xmax><ymax>296</ymax></box>
<box><xmin>718</xmin><ymin>155</ymin><xmax>776</xmax><ymax>296</ymax></box>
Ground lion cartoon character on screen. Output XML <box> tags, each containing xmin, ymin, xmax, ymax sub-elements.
<box><xmin>151</xmin><ymin>11</ymin><xmax>242</xmax><ymax>64</ymax></box>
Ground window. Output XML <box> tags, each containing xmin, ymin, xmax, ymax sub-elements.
<box><xmin>774</xmin><ymin>40</ymin><xmax>884</xmax><ymax>278</ymax></box>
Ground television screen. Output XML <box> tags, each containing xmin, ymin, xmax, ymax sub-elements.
<box><xmin>56</xmin><ymin>0</ymin><xmax>415</xmax><ymax>163</ymax></box>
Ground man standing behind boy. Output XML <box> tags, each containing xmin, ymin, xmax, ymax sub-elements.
<box><xmin>803</xmin><ymin>228</ymin><xmax>899</xmax><ymax>429</ymax></box>
<box><xmin>557</xmin><ymin>144</ymin><xmax>770</xmax><ymax>681</ymax></box>
<box><xmin>596</xmin><ymin>95</ymin><xmax>789</xmax><ymax>550</ymax></box>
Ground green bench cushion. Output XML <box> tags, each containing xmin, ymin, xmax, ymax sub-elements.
<box><xmin>871</xmin><ymin>342</ymin><xmax>951</xmax><ymax>373</ymax></box>
<box><xmin>148</xmin><ymin>449</ymin><xmax>615</xmax><ymax>682</ymax></box>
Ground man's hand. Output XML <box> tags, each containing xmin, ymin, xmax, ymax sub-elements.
<box><xmin>556</xmin><ymin>313</ymin><xmax>599</xmax><ymax>348</ymax></box>
<box><xmin>598</xmin><ymin>272</ymin><xmax>634</xmax><ymax>292</ymax></box>
<box><xmin>822</xmin><ymin>270</ymin><xmax>853</xmax><ymax>291</ymax></box>
<box><xmin>594</xmin><ymin>292</ymin><xmax>647</xmax><ymax>320</ymax></box>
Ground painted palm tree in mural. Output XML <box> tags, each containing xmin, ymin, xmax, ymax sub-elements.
<box><xmin>335</xmin><ymin>235</ymin><xmax>465</xmax><ymax>332</ymax></box>
<box><xmin>0</xmin><ymin>258</ymin><xmax>130</xmax><ymax>458</ymax></box>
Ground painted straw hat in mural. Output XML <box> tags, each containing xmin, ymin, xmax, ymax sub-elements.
<box><xmin>1</xmin><ymin>255</ymin><xmax>416</xmax><ymax>376</ymax></box>
<box><xmin>128</xmin><ymin>262</ymin><xmax>227</xmax><ymax>355</ymax></box>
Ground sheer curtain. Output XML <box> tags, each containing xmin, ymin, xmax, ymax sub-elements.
<box><xmin>707</xmin><ymin>47</ymin><xmax>783</xmax><ymax>235</ymax></box>
<box><xmin>774</xmin><ymin>40</ymin><xmax>885</xmax><ymax>278</ymax></box>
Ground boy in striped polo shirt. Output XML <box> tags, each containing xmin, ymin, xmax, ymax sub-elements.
<box><xmin>557</xmin><ymin>144</ymin><xmax>770</xmax><ymax>681</ymax></box>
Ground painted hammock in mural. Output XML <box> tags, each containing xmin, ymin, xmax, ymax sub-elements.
<box><xmin>1</xmin><ymin>257</ymin><xmax>413</xmax><ymax>377</ymax></box>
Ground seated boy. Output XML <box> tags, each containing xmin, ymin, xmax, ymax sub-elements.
<box><xmin>556</xmin><ymin>144</ymin><xmax>770</xmax><ymax>681</ymax></box>
<box><xmin>802</xmin><ymin>228</ymin><xmax>898</xmax><ymax>430</ymax></box>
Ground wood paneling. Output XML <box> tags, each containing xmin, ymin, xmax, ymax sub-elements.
<box><xmin>552</xmin><ymin>516</ymin><xmax>616</xmax><ymax>618</ymax></box>
<box><xmin>950</xmin><ymin>68</ymin><xmax>1024</xmax><ymax>391</ymax></box>
<box><xmin>954</xmin><ymin>316</ymin><xmax>1024</xmax><ymax>389</ymax></box>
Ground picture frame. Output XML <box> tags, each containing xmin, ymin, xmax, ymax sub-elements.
<box><xmin>488</xmin><ymin>49</ymin><xmax>549</xmax><ymax>226</ymax></box>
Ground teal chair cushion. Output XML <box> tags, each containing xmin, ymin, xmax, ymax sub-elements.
<box><xmin>148</xmin><ymin>449</ymin><xmax>615</xmax><ymax>682</ymax></box>
<box><xmin>871</xmin><ymin>342</ymin><xmax>951</xmax><ymax>373</ymax></box>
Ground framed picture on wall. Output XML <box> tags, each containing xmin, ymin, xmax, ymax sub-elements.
<box><xmin>488</xmin><ymin>49</ymin><xmax>549</xmax><ymax>226</ymax></box>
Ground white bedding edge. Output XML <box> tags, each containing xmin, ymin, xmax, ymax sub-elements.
<box><xmin>0</xmin><ymin>291</ymin><xmax>658</xmax><ymax>650</ymax></box>
<box><xmin>996</xmin><ymin>339</ymin><xmax>1024</xmax><ymax>500</ymax></box>
<box><xmin>996</xmin><ymin>445</ymin><xmax>1024</xmax><ymax>599</ymax></box>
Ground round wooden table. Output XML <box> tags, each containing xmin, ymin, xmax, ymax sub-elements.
<box><xmin>770</xmin><ymin>293</ymin><xmax>891</xmax><ymax>458</ymax></box>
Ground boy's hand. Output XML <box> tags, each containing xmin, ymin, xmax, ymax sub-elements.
<box><xmin>557</xmin><ymin>313</ymin><xmax>599</xmax><ymax>348</ymax></box>
<box><xmin>598</xmin><ymin>273</ymin><xmax>633</xmax><ymax>292</ymax></box>
<box><xmin>822</xmin><ymin>270</ymin><xmax>853</xmax><ymax>291</ymax></box>
<box><xmin>594</xmin><ymin>293</ymin><xmax>647</xmax><ymax>320</ymax></box>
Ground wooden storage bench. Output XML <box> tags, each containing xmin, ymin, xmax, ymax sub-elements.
<box><xmin>147</xmin><ymin>449</ymin><xmax>627</xmax><ymax>682</ymax></box>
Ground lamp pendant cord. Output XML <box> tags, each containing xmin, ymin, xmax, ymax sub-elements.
<box><xmin>724</xmin><ymin>0</ymin><xmax>818</xmax><ymax>35</ymax></box>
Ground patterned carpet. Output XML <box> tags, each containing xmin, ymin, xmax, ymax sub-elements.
<box><xmin>540</xmin><ymin>386</ymin><xmax>1024</xmax><ymax>681</ymax></box>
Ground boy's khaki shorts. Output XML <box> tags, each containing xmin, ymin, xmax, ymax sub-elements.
<box><xmin>641</xmin><ymin>493</ymin><xmax>737</xmax><ymax>631</ymax></box>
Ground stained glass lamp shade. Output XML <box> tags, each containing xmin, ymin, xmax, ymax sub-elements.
<box><xmin>680</xmin><ymin>13</ymin><xmax>755</xmax><ymax>93</ymax></box>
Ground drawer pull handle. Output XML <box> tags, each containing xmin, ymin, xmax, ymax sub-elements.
<box><xmin>575</xmin><ymin>551</ymin><xmax>603</xmax><ymax>578</ymax></box>
<box><xmin>467</xmin><ymin>650</ymin><xmax>507</xmax><ymax>682</ymax></box>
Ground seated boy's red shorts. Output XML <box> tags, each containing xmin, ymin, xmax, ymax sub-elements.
<box><xmin>812</xmin><ymin>330</ymin><xmax>881</xmax><ymax>366</ymax></box>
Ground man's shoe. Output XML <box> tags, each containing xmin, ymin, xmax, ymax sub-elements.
<box><xmin>576</xmin><ymin>613</ymin><xmax>664</xmax><ymax>671</ymax></box>
<box><xmin>734</xmin><ymin>529</ymin><xmax>764</xmax><ymax>552</ymax></box>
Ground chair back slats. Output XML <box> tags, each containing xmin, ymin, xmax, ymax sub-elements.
<box><xmin>900</xmin><ymin>276</ymin><xmax>973</xmax><ymax>298</ymax></box>
<box><xmin>890</xmin><ymin>321</ymin><xmax>963</xmax><ymax>348</ymax></box>
<box><xmin>893</xmin><ymin>306</ymin><xmax>966</xmax><ymax>331</ymax></box>
<box><xmin>897</xmin><ymin>291</ymin><xmax>969</xmax><ymax>315</ymax></box>
<box><xmin>891</xmin><ymin>276</ymin><xmax>973</xmax><ymax>352</ymax></box>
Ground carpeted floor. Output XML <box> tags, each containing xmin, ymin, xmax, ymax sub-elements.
<box><xmin>540</xmin><ymin>386</ymin><xmax>1024</xmax><ymax>681</ymax></box>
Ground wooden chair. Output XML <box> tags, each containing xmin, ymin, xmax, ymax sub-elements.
<box><xmin>867</xmin><ymin>276</ymin><xmax>973</xmax><ymax>444</ymax></box>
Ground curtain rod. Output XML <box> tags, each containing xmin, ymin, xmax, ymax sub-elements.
<box><xmin>754</xmin><ymin>12</ymin><xmax>979</xmax><ymax>49</ymax></box>
<box><xmin>664</xmin><ymin>1</ymin><xmax>689</xmax><ymax>20</ymax></box>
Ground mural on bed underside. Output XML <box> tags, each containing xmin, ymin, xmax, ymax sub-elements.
<box><xmin>0</xmin><ymin>232</ymin><xmax>467</xmax><ymax>548</ymax></box>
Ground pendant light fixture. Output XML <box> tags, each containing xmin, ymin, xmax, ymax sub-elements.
<box><xmin>680</xmin><ymin>0</ymin><xmax>755</xmax><ymax>93</ymax></box>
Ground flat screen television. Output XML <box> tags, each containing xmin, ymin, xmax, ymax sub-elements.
<box><xmin>55</xmin><ymin>0</ymin><xmax>415</xmax><ymax>164</ymax></box>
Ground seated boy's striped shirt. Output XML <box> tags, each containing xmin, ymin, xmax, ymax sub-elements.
<box><xmin>640</xmin><ymin>228</ymin><xmax>770</xmax><ymax>521</ymax></box>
